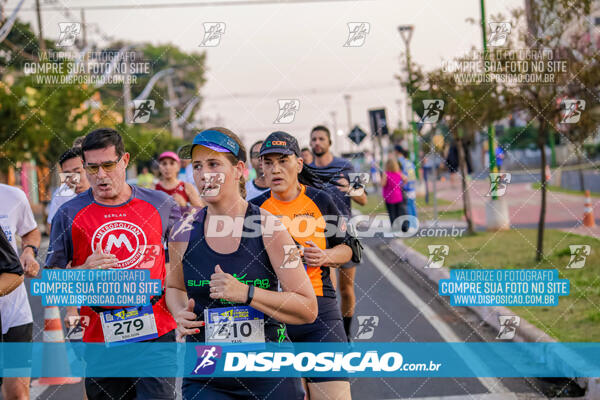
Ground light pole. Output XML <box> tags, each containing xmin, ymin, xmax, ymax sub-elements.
<box><xmin>481</xmin><ymin>0</ymin><xmax>510</xmax><ymax>230</ymax></box>
<box><xmin>398</xmin><ymin>25</ymin><xmax>419</xmax><ymax>179</ymax></box>
<box><xmin>344</xmin><ymin>94</ymin><xmax>354</xmax><ymax>153</ymax></box>
<box><xmin>330</xmin><ymin>110</ymin><xmax>340</xmax><ymax>156</ymax></box>
<box><xmin>479</xmin><ymin>0</ymin><xmax>497</xmax><ymax>177</ymax></box>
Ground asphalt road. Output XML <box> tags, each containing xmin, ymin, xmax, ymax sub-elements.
<box><xmin>13</xmin><ymin>236</ymin><xmax>580</xmax><ymax>399</ymax></box>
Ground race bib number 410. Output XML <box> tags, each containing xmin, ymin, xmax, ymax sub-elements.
<box><xmin>100</xmin><ymin>304</ymin><xmax>158</xmax><ymax>346</ymax></box>
<box><xmin>204</xmin><ymin>306</ymin><xmax>265</xmax><ymax>344</ymax></box>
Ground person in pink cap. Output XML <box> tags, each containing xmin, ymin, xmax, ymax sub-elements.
<box><xmin>155</xmin><ymin>151</ymin><xmax>203</xmax><ymax>208</ymax></box>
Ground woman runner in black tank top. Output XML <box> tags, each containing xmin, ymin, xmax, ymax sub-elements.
<box><xmin>182</xmin><ymin>203</ymin><xmax>287</xmax><ymax>343</ymax></box>
<box><xmin>166</xmin><ymin>128</ymin><xmax>317</xmax><ymax>400</ymax></box>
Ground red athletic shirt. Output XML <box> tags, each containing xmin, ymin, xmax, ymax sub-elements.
<box><xmin>45</xmin><ymin>186</ymin><xmax>179</xmax><ymax>342</ymax></box>
<box><xmin>155</xmin><ymin>181</ymin><xmax>190</xmax><ymax>204</ymax></box>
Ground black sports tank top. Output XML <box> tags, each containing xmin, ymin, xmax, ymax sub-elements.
<box><xmin>182</xmin><ymin>203</ymin><xmax>287</xmax><ymax>343</ymax></box>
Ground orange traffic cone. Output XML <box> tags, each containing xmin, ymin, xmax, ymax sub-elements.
<box><xmin>583</xmin><ymin>190</ymin><xmax>596</xmax><ymax>228</ymax></box>
<box><xmin>32</xmin><ymin>306</ymin><xmax>81</xmax><ymax>386</ymax></box>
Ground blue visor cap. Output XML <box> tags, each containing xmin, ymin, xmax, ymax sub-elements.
<box><xmin>178</xmin><ymin>130</ymin><xmax>245</xmax><ymax>162</ymax></box>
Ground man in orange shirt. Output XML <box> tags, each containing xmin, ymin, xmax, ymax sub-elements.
<box><xmin>251</xmin><ymin>131</ymin><xmax>353</xmax><ymax>400</ymax></box>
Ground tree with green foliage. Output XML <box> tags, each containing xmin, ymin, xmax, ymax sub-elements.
<box><xmin>499</xmin><ymin>0</ymin><xmax>595</xmax><ymax>260</ymax></box>
<box><xmin>554</xmin><ymin>28</ymin><xmax>600</xmax><ymax>192</ymax></box>
<box><xmin>0</xmin><ymin>18</ymin><xmax>207</xmax><ymax>194</ymax></box>
<box><xmin>423</xmin><ymin>61</ymin><xmax>506</xmax><ymax>234</ymax></box>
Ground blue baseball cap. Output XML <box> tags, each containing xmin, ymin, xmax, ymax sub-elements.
<box><xmin>178</xmin><ymin>129</ymin><xmax>246</xmax><ymax>162</ymax></box>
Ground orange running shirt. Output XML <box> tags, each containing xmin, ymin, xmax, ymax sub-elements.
<box><xmin>251</xmin><ymin>185</ymin><xmax>349</xmax><ymax>297</ymax></box>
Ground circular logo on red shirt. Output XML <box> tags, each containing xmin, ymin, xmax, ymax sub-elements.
<box><xmin>91</xmin><ymin>220</ymin><xmax>147</xmax><ymax>269</ymax></box>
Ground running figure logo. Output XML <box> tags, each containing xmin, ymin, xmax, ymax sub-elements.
<box><xmin>192</xmin><ymin>345</ymin><xmax>222</xmax><ymax>375</ymax></box>
<box><xmin>277</xmin><ymin>324</ymin><xmax>287</xmax><ymax>343</ymax></box>
<box><xmin>132</xmin><ymin>100</ymin><xmax>155</xmax><ymax>123</ymax></box>
<box><xmin>274</xmin><ymin>99</ymin><xmax>300</xmax><ymax>124</ymax></box>
<box><xmin>65</xmin><ymin>315</ymin><xmax>90</xmax><ymax>341</ymax></box>
<box><xmin>420</xmin><ymin>100</ymin><xmax>445</xmax><ymax>123</ymax></box>
<box><xmin>560</xmin><ymin>99</ymin><xmax>586</xmax><ymax>124</ymax></box>
<box><xmin>426</xmin><ymin>245</ymin><xmax>449</xmax><ymax>269</ymax></box>
<box><xmin>281</xmin><ymin>245</ymin><xmax>302</xmax><ymax>269</ymax></box>
<box><xmin>344</xmin><ymin>22</ymin><xmax>370</xmax><ymax>47</ymax></box>
<box><xmin>354</xmin><ymin>315</ymin><xmax>379</xmax><ymax>340</ymax></box>
<box><xmin>488</xmin><ymin>22</ymin><xmax>511</xmax><ymax>47</ymax></box>
<box><xmin>347</xmin><ymin>173</ymin><xmax>370</xmax><ymax>197</ymax></box>
<box><xmin>566</xmin><ymin>245</ymin><xmax>591</xmax><ymax>269</ymax></box>
<box><xmin>208</xmin><ymin>315</ymin><xmax>233</xmax><ymax>341</ymax></box>
<box><xmin>486</xmin><ymin>173</ymin><xmax>511</xmax><ymax>197</ymax></box>
<box><xmin>496</xmin><ymin>316</ymin><xmax>520</xmax><ymax>340</ymax></box>
<box><xmin>200</xmin><ymin>22</ymin><xmax>226</xmax><ymax>47</ymax></box>
<box><xmin>57</xmin><ymin>172</ymin><xmax>80</xmax><ymax>197</ymax></box>
<box><xmin>201</xmin><ymin>173</ymin><xmax>225</xmax><ymax>197</ymax></box>
<box><xmin>57</xmin><ymin>23</ymin><xmax>81</xmax><ymax>47</ymax></box>
<box><xmin>170</xmin><ymin>209</ymin><xmax>198</xmax><ymax>241</ymax></box>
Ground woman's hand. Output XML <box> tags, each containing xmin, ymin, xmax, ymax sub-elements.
<box><xmin>175</xmin><ymin>298</ymin><xmax>205</xmax><ymax>341</ymax></box>
<box><xmin>209</xmin><ymin>265</ymin><xmax>249</xmax><ymax>304</ymax></box>
<box><xmin>303</xmin><ymin>241</ymin><xmax>328</xmax><ymax>267</ymax></box>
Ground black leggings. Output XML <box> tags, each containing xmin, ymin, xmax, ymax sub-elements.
<box><xmin>385</xmin><ymin>201</ymin><xmax>406</xmax><ymax>226</ymax></box>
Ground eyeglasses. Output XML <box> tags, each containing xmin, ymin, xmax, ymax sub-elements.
<box><xmin>250</xmin><ymin>152</ymin><xmax>260</xmax><ymax>159</ymax></box>
<box><xmin>84</xmin><ymin>155</ymin><xmax>122</xmax><ymax>174</ymax></box>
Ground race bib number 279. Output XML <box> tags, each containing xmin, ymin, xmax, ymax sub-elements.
<box><xmin>100</xmin><ymin>304</ymin><xmax>158</xmax><ymax>346</ymax></box>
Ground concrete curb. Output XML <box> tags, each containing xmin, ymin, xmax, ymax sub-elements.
<box><xmin>387</xmin><ymin>238</ymin><xmax>598</xmax><ymax>399</ymax></box>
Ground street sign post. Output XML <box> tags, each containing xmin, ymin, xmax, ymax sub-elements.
<box><xmin>348</xmin><ymin>125</ymin><xmax>367</xmax><ymax>145</ymax></box>
<box><xmin>368</xmin><ymin>109</ymin><xmax>389</xmax><ymax>136</ymax></box>
<box><xmin>368</xmin><ymin>109</ymin><xmax>388</xmax><ymax>168</ymax></box>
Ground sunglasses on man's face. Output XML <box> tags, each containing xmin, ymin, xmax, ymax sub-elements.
<box><xmin>84</xmin><ymin>155</ymin><xmax>122</xmax><ymax>174</ymax></box>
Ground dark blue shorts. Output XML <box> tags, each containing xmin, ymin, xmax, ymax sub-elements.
<box><xmin>286</xmin><ymin>296</ymin><xmax>349</xmax><ymax>382</ymax></box>
<box><xmin>286</xmin><ymin>296</ymin><xmax>346</xmax><ymax>343</ymax></box>
<box><xmin>340</xmin><ymin>261</ymin><xmax>357</xmax><ymax>269</ymax></box>
<box><xmin>84</xmin><ymin>330</ymin><xmax>177</xmax><ymax>400</ymax></box>
<box><xmin>182</xmin><ymin>377</ymin><xmax>304</xmax><ymax>399</ymax></box>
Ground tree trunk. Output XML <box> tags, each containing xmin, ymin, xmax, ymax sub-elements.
<box><xmin>577</xmin><ymin>148</ymin><xmax>586</xmax><ymax>192</ymax></box>
<box><xmin>536</xmin><ymin>119</ymin><xmax>547</xmax><ymax>262</ymax></box>
<box><xmin>457</xmin><ymin>133</ymin><xmax>475</xmax><ymax>234</ymax></box>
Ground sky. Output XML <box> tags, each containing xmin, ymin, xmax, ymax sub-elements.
<box><xmin>7</xmin><ymin>0</ymin><xmax>524</xmax><ymax>152</ymax></box>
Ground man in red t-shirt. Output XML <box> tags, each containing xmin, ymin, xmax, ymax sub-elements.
<box><xmin>46</xmin><ymin>128</ymin><xmax>179</xmax><ymax>400</ymax></box>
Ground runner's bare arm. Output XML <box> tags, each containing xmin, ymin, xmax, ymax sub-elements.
<box><xmin>0</xmin><ymin>273</ymin><xmax>24</xmax><ymax>296</ymax></box>
<box><xmin>166</xmin><ymin>240</ymin><xmax>205</xmax><ymax>339</ymax></box>
<box><xmin>184</xmin><ymin>182</ymin><xmax>204</xmax><ymax>207</ymax></box>
<box><xmin>303</xmin><ymin>241</ymin><xmax>351</xmax><ymax>268</ymax></box>
<box><xmin>20</xmin><ymin>228</ymin><xmax>41</xmax><ymax>277</ymax></box>
<box><xmin>351</xmin><ymin>190</ymin><xmax>367</xmax><ymax>206</ymax></box>
<box><xmin>230</xmin><ymin>210</ymin><xmax>316</xmax><ymax>324</ymax></box>
<box><xmin>207</xmin><ymin>211</ymin><xmax>317</xmax><ymax>325</ymax></box>
<box><xmin>259</xmin><ymin>221</ymin><xmax>318</xmax><ymax>324</ymax></box>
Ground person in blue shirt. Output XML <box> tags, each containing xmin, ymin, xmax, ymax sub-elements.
<box><xmin>495</xmin><ymin>146</ymin><xmax>505</xmax><ymax>171</ymax></box>
<box><xmin>309</xmin><ymin>125</ymin><xmax>367</xmax><ymax>341</ymax></box>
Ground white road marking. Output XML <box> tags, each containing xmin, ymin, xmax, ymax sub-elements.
<box><xmin>384</xmin><ymin>394</ymin><xmax>546</xmax><ymax>400</ymax></box>
<box><xmin>364</xmin><ymin>247</ymin><xmax>510</xmax><ymax>394</ymax></box>
<box><xmin>29</xmin><ymin>383</ymin><xmax>47</xmax><ymax>399</ymax></box>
